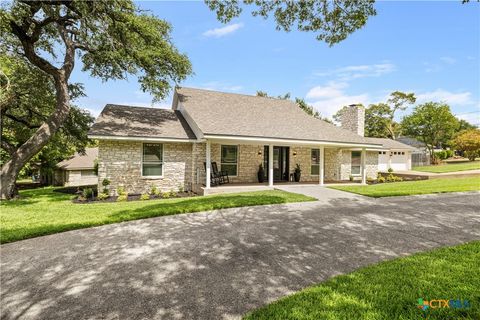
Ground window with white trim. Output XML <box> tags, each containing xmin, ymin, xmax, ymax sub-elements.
<box><xmin>142</xmin><ymin>143</ymin><xmax>163</xmax><ymax>176</ymax></box>
<box><xmin>351</xmin><ymin>151</ymin><xmax>361</xmax><ymax>175</ymax></box>
<box><xmin>221</xmin><ymin>145</ymin><xmax>238</xmax><ymax>176</ymax></box>
<box><xmin>311</xmin><ymin>149</ymin><xmax>320</xmax><ymax>175</ymax></box>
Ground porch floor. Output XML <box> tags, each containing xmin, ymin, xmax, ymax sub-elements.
<box><xmin>202</xmin><ymin>180</ymin><xmax>361</xmax><ymax>196</ymax></box>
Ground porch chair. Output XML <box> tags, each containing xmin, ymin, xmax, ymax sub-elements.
<box><xmin>203</xmin><ymin>162</ymin><xmax>222</xmax><ymax>186</ymax></box>
<box><xmin>212</xmin><ymin>162</ymin><xmax>230</xmax><ymax>184</ymax></box>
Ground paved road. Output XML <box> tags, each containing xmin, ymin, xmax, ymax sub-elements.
<box><xmin>1</xmin><ymin>192</ymin><xmax>479</xmax><ymax>320</ymax></box>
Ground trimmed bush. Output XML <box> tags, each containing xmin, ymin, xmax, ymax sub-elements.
<box><xmin>116</xmin><ymin>194</ymin><xmax>128</xmax><ymax>202</ymax></box>
<box><xmin>378</xmin><ymin>176</ymin><xmax>386</xmax><ymax>183</ymax></box>
<box><xmin>117</xmin><ymin>186</ymin><xmax>126</xmax><ymax>196</ymax></box>
<box><xmin>97</xmin><ymin>193</ymin><xmax>109</xmax><ymax>200</ymax></box>
<box><xmin>82</xmin><ymin>188</ymin><xmax>94</xmax><ymax>199</ymax></box>
<box><xmin>140</xmin><ymin>193</ymin><xmax>150</xmax><ymax>200</ymax></box>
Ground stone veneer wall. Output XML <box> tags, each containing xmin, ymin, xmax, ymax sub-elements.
<box><xmin>98</xmin><ymin>140</ymin><xmax>193</xmax><ymax>195</ymax></box>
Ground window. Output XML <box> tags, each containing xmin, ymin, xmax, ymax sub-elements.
<box><xmin>311</xmin><ymin>149</ymin><xmax>320</xmax><ymax>175</ymax></box>
<box><xmin>221</xmin><ymin>145</ymin><xmax>238</xmax><ymax>176</ymax></box>
<box><xmin>142</xmin><ymin>143</ymin><xmax>163</xmax><ymax>176</ymax></box>
<box><xmin>351</xmin><ymin>151</ymin><xmax>361</xmax><ymax>175</ymax></box>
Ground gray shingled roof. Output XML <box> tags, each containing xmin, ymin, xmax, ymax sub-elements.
<box><xmin>89</xmin><ymin>104</ymin><xmax>197</xmax><ymax>140</ymax></box>
<box><xmin>175</xmin><ymin>87</ymin><xmax>380</xmax><ymax>146</ymax></box>
<box><xmin>57</xmin><ymin>147</ymin><xmax>98</xmax><ymax>170</ymax></box>
<box><xmin>364</xmin><ymin>137</ymin><xmax>417</xmax><ymax>150</ymax></box>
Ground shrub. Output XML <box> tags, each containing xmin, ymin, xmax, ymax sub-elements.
<box><xmin>387</xmin><ymin>168</ymin><xmax>394</xmax><ymax>173</ymax></box>
<box><xmin>393</xmin><ymin>176</ymin><xmax>403</xmax><ymax>182</ymax></box>
<box><xmin>140</xmin><ymin>193</ymin><xmax>150</xmax><ymax>200</ymax></box>
<box><xmin>97</xmin><ymin>193</ymin><xmax>109</xmax><ymax>200</ymax></box>
<box><xmin>116</xmin><ymin>194</ymin><xmax>128</xmax><ymax>202</ymax></box>
<box><xmin>150</xmin><ymin>185</ymin><xmax>158</xmax><ymax>195</ymax></box>
<box><xmin>178</xmin><ymin>184</ymin><xmax>184</xmax><ymax>193</ymax></box>
<box><xmin>169</xmin><ymin>189</ymin><xmax>177</xmax><ymax>197</ymax></box>
<box><xmin>349</xmin><ymin>175</ymin><xmax>354</xmax><ymax>181</ymax></box>
<box><xmin>162</xmin><ymin>191</ymin><xmax>170</xmax><ymax>199</ymax></box>
<box><xmin>435</xmin><ymin>150</ymin><xmax>447</xmax><ymax>160</ymax></box>
<box><xmin>445</xmin><ymin>149</ymin><xmax>454</xmax><ymax>158</ymax></box>
<box><xmin>378</xmin><ymin>176</ymin><xmax>386</xmax><ymax>183</ymax></box>
<box><xmin>82</xmin><ymin>188</ymin><xmax>94</xmax><ymax>199</ymax></box>
<box><xmin>366</xmin><ymin>177</ymin><xmax>375</xmax><ymax>184</ymax></box>
<box><xmin>117</xmin><ymin>186</ymin><xmax>126</xmax><ymax>196</ymax></box>
<box><xmin>464</xmin><ymin>150</ymin><xmax>480</xmax><ymax>161</ymax></box>
<box><xmin>102</xmin><ymin>178</ymin><xmax>110</xmax><ymax>187</ymax></box>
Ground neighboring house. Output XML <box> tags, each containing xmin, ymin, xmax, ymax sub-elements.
<box><xmin>55</xmin><ymin>147</ymin><xmax>98</xmax><ymax>187</ymax></box>
<box><xmin>88</xmin><ymin>87</ymin><xmax>414</xmax><ymax>195</ymax></box>
<box><xmin>364</xmin><ymin>137</ymin><xmax>416</xmax><ymax>171</ymax></box>
<box><xmin>397</xmin><ymin>136</ymin><xmax>431</xmax><ymax>166</ymax></box>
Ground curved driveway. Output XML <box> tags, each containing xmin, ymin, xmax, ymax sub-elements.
<box><xmin>1</xmin><ymin>191</ymin><xmax>479</xmax><ymax>319</ymax></box>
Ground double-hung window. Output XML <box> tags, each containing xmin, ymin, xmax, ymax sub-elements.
<box><xmin>351</xmin><ymin>151</ymin><xmax>361</xmax><ymax>175</ymax></box>
<box><xmin>221</xmin><ymin>145</ymin><xmax>238</xmax><ymax>176</ymax></box>
<box><xmin>142</xmin><ymin>143</ymin><xmax>163</xmax><ymax>177</ymax></box>
<box><xmin>311</xmin><ymin>149</ymin><xmax>320</xmax><ymax>175</ymax></box>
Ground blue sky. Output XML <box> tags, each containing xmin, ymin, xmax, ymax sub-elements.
<box><xmin>72</xmin><ymin>1</ymin><xmax>480</xmax><ymax>125</ymax></box>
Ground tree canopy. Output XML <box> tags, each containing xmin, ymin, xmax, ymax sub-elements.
<box><xmin>453</xmin><ymin>129</ymin><xmax>480</xmax><ymax>161</ymax></box>
<box><xmin>206</xmin><ymin>0</ymin><xmax>376</xmax><ymax>45</ymax></box>
<box><xmin>401</xmin><ymin>102</ymin><xmax>458</xmax><ymax>163</ymax></box>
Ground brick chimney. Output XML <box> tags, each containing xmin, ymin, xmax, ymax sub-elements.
<box><xmin>340</xmin><ymin>104</ymin><xmax>365</xmax><ymax>137</ymax></box>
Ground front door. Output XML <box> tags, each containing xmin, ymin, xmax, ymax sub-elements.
<box><xmin>264</xmin><ymin>146</ymin><xmax>290</xmax><ymax>182</ymax></box>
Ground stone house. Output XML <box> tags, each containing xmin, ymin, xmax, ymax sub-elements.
<box><xmin>55</xmin><ymin>147</ymin><xmax>98</xmax><ymax>187</ymax></box>
<box><xmin>88</xmin><ymin>87</ymin><xmax>414</xmax><ymax>195</ymax></box>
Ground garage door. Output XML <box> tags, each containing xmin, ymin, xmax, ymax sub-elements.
<box><xmin>391</xmin><ymin>151</ymin><xmax>407</xmax><ymax>171</ymax></box>
<box><xmin>378</xmin><ymin>151</ymin><xmax>388</xmax><ymax>171</ymax></box>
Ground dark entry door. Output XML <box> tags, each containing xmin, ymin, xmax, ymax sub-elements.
<box><xmin>264</xmin><ymin>146</ymin><xmax>290</xmax><ymax>182</ymax></box>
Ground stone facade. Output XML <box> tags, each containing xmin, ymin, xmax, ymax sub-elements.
<box><xmin>98</xmin><ymin>140</ymin><xmax>193</xmax><ymax>195</ymax></box>
<box><xmin>340</xmin><ymin>104</ymin><xmax>365</xmax><ymax>137</ymax></box>
<box><xmin>99</xmin><ymin>141</ymin><xmax>379</xmax><ymax>195</ymax></box>
<box><xmin>54</xmin><ymin>169</ymin><xmax>97</xmax><ymax>187</ymax></box>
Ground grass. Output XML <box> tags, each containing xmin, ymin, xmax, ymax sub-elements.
<box><xmin>244</xmin><ymin>241</ymin><xmax>480</xmax><ymax>320</ymax></box>
<box><xmin>0</xmin><ymin>187</ymin><xmax>315</xmax><ymax>244</ymax></box>
<box><xmin>413</xmin><ymin>160</ymin><xmax>480</xmax><ymax>173</ymax></box>
<box><xmin>330</xmin><ymin>177</ymin><xmax>479</xmax><ymax>198</ymax></box>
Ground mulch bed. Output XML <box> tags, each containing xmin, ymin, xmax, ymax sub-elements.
<box><xmin>73</xmin><ymin>191</ymin><xmax>197</xmax><ymax>204</ymax></box>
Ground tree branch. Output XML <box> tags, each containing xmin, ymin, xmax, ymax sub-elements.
<box><xmin>1</xmin><ymin>139</ymin><xmax>16</xmax><ymax>155</ymax></box>
<box><xmin>4</xmin><ymin>113</ymin><xmax>41</xmax><ymax>129</ymax></box>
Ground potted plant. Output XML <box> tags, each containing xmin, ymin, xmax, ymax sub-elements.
<box><xmin>294</xmin><ymin>163</ymin><xmax>301</xmax><ymax>182</ymax></box>
<box><xmin>257</xmin><ymin>164</ymin><xmax>265</xmax><ymax>183</ymax></box>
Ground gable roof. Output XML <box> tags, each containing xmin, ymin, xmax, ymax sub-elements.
<box><xmin>57</xmin><ymin>147</ymin><xmax>98</xmax><ymax>170</ymax></box>
<box><xmin>88</xmin><ymin>104</ymin><xmax>197</xmax><ymax>141</ymax></box>
<box><xmin>364</xmin><ymin>137</ymin><xmax>417</xmax><ymax>150</ymax></box>
<box><xmin>174</xmin><ymin>87</ymin><xmax>380</xmax><ymax>146</ymax></box>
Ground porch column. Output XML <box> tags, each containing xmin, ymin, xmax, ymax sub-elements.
<box><xmin>268</xmin><ymin>144</ymin><xmax>274</xmax><ymax>187</ymax></box>
<box><xmin>319</xmin><ymin>146</ymin><xmax>325</xmax><ymax>185</ymax></box>
<box><xmin>205</xmin><ymin>140</ymin><xmax>211</xmax><ymax>189</ymax></box>
<box><xmin>361</xmin><ymin>147</ymin><xmax>367</xmax><ymax>185</ymax></box>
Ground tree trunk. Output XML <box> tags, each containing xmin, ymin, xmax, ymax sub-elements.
<box><xmin>1</xmin><ymin>75</ymin><xmax>71</xmax><ymax>199</ymax></box>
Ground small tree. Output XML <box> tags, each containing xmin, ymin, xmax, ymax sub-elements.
<box><xmin>453</xmin><ymin>129</ymin><xmax>480</xmax><ymax>161</ymax></box>
<box><xmin>401</xmin><ymin>102</ymin><xmax>458</xmax><ymax>164</ymax></box>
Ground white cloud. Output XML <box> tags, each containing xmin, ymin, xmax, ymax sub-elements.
<box><xmin>416</xmin><ymin>89</ymin><xmax>474</xmax><ymax>106</ymax></box>
<box><xmin>306</xmin><ymin>82</ymin><xmax>370</xmax><ymax>118</ymax></box>
<box><xmin>314</xmin><ymin>63</ymin><xmax>396</xmax><ymax>81</ymax></box>
<box><xmin>440</xmin><ymin>56</ymin><xmax>456</xmax><ymax>64</ymax></box>
<box><xmin>202</xmin><ymin>23</ymin><xmax>244</xmax><ymax>38</ymax></box>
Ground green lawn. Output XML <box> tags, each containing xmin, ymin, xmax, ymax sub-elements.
<box><xmin>0</xmin><ymin>187</ymin><xmax>315</xmax><ymax>244</ymax></box>
<box><xmin>413</xmin><ymin>160</ymin><xmax>480</xmax><ymax>173</ymax></box>
<box><xmin>330</xmin><ymin>177</ymin><xmax>479</xmax><ymax>198</ymax></box>
<box><xmin>244</xmin><ymin>241</ymin><xmax>480</xmax><ymax>320</ymax></box>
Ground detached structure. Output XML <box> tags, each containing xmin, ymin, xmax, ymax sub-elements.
<box><xmin>88</xmin><ymin>87</ymin><xmax>414</xmax><ymax>195</ymax></box>
<box><xmin>55</xmin><ymin>147</ymin><xmax>98</xmax><ymax>187</ymax></box>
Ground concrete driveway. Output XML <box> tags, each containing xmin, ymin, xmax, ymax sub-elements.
<box><xmin>1</xmin><ymin>192</ymin><xmax>479</xmax><ymax>320</ymax></box>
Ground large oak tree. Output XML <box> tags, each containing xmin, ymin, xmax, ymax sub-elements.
<box><xmin>0</xmin><ymin>0</ymin><xmax>376</xmax><ymax>199</ymax></box>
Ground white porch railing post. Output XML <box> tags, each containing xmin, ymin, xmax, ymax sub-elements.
<box><xmin>319</xmin><ymin>146</ymin><xmax>325</xmax><ymax>185</ymax></box>
<box><xmin>206</xmin><ymin>140</ymin><xmax>211</xmax><ymax>189</ymax></box>
<box><xmin>268</xmin><ymin>144</ymin><xmax>274</xmax><ymax>187</ymax></box>
<box><xmin>361</xmin><ymin>147</ymin><xmax>367</xmax><ymax>185</ymax></box>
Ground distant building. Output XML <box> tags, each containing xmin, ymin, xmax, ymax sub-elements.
<box><xmin>55</xmin><ymin>147</ymin><xmax>98</xmax><ymax>186</ymax></box>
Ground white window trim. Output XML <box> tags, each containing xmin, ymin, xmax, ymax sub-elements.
<box><xmin>220</xmin><ymin>144</ymin><xmax>239</xmax><ymax>177</ymax></box>
<box><xmin>141</xmin><ymin>143</ymin><xmax>164</xmax><ymax>179</ymax></box>
<box><xmin>311</xmin><ymin>148</ymin><xmax>320</xmax><ymax>176</ymax></box>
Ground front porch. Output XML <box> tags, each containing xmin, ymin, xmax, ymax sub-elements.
<box><xmin>202</xmin><ymin>180</ymin><xmax>362</xmax><ymax>196</ymax></box>
<box><xmin>198</xmin><ymin>138</ymin><xmax>375</xmax><ymax>196</ymax></box>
